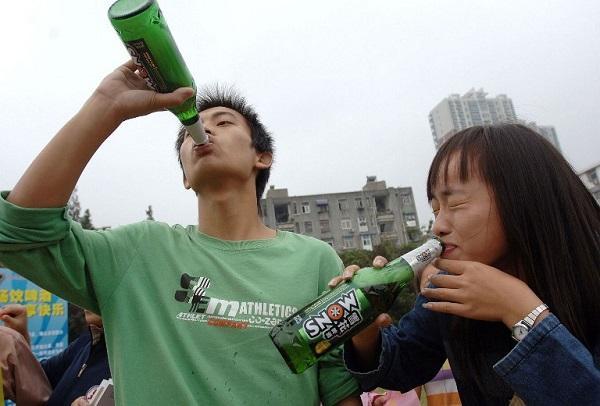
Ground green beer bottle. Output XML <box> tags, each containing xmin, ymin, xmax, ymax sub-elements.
<box><xmin>269</xmin><ymin>238</ymin><xmax>443</xmax><ymax>374</ymax></box>
<box><xmin>108</xmin><ymin>0</ymin><xmax>207</xmax><ymax>144</ymax></box>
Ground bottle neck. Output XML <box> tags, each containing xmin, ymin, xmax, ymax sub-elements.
<box><xmin>352</xmin><ymin>239</ymin><xmax>443</xmax><ymax>288</ymax></box>
<box><xmin>388</xmin><ymin>238</ymin><xmax>443</xmax><ymax>275</ymax></box>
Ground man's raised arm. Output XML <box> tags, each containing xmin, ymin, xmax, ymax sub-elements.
<box><xmin>7</xmin><ymin>60</ymin><xmax>193</xmax><ymax>208</ymax></box>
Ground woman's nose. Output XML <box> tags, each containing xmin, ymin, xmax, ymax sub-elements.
<box><xmin>431</xmin><ymin>211</ymin><xmax>450</xmax><ymax>237</ymax></box>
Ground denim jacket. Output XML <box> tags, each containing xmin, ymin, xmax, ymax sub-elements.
<box><xmin>344</xmin><ymin>294</ymin><xmax>600</xmax><ymax>405</ymax></box>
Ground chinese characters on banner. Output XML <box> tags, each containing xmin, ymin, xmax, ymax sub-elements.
<box><xmin>0</xmin><ymin>268</ymin><xmax>68</xmax><ymax>360</ymax></box>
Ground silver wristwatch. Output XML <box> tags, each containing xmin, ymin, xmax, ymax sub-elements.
<box><xmin>511</xmin><ymin>304</ymin><xmax>549</xmax><ymax>342</ymax></box>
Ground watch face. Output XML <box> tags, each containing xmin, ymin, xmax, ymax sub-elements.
<box><xmin>512</xmin><ymin>324</ymin><xmax>529</xmax><ymax>341</ymax></box>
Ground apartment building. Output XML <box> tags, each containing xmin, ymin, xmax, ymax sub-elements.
<box><xmin>261</xmin><ymin>177</ymin><xmax>421</xmax><ymax>251</ymax></box>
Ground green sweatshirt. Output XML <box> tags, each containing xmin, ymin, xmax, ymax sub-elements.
<box><xmin>0</xmin><ymin>191</ymin><xmax>359</xmax><ymax>405</ymax></box>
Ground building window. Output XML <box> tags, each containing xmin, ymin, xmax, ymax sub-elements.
<box><xmin>320</xmin><ymin>220</ymin><xmax>330</xmax><ymax>233</ymax></box>
<box><xmin>338</xmin><ymin>199</ymin><xmax>349</xmax><ymax>211</ymax></box>
<box><xmin>292</xmin><ymin>202</ymin><xmax>298</xmax><ymax>215</ymax></box>
<box><xmin>358</xmin><ymin>217</ymin><xmax>368</xmax><ymax>232</ymax></box>
<box><xmin>401</xmin><ymin>195</ymin><xmax>412</xmax><ymax>206</ymax></box>
<box><xmin>355</xmin><ymin>198</ymin><xmax>364</xmax><ymax>209</ymax></box>
<box><xmin>375</xmin><ymin>196</ymin><xmax>387</xmax><ymax>212</ymax></box>
<box><xmin>405</xmin><ymin>214</ymin><xmax>417</xmax><ymax>228</ymax></box>
<box><xmin>361</xmin><ymin>235</ymin><xmax>373</xmax><ymax>250</ymax></box>
<box><xmin>304</xmin><ymin>221</ymin><xmax>313</xmax><ymax>234</ymax></box>
<box><xmin>294</xmin><ymin>222</ymin><xmax>300</xmax><ymax>233</ymax></box>
<box><xmin>274</xmin><ymin>203</ymin><xmax>290</xmax><ymax>224</ymax></box>
<box><xmin>316</xmin><ymin>199</ymin><xmax>329</xmax><ymax>213</ymax></box>
<box><xmin>341</xmin><ymin>219</ymin><xmax>353</xmax><ymax>230</ymax></box>
<box><xmin>343</xmin><ymin>236</ymin><xmax>355</xmax><ymax>249</ymax></box>
<box><xmin>379</xmin><ymin>223</ymin><xmax>393</xmax><ymax>233</ymax></box>
<box><xmin>301</xmin><ymin>202</ymin><xmax>311</xmax><ymax>214</ymax></box>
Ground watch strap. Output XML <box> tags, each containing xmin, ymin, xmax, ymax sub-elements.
<box><xmin>523</xmin><ymin>303</ymin><xmax>549</xmax><ymax>327</ymax></box>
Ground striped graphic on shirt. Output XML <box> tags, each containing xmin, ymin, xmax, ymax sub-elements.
<box><xmin>174</xmin><ymin>274</ymin><xmax>212</xmax><ymax>313</ymax></box>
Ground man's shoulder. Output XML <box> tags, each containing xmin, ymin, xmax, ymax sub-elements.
<box><xmin>278</xmin><ymin>231</ymin><xmax>336</xmax><ymax>252</ymax></box>
<box><xmin>104</xmin><ymin>220</ymin><xmax>191</xmax><ymax>237</ymax></box>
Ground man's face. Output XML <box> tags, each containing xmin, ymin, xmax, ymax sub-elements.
<box><xmin>179</xmin><ymin>107</ymin><xmax>269</xmax><ymax>192</ymax></box>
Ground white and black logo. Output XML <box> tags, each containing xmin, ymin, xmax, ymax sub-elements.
<box><xmin>174</xmin><ymin>273</ymin><xmax>211</xmax><ymax>313</ymax></box>
<box><xmin>303</xmin><ymin>290</ymin><xmax>363</xmax><ymax>340</ymax></box>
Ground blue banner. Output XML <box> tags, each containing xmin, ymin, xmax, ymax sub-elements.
<box><xmin>0</xmin><ymin>268</ymin><xmax>68</xmax><ymax>359</ymax></box>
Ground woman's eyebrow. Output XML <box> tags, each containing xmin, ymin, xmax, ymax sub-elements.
<box><xmin>435</xmin><ymin>186</ymin><xmax>467</xmax><ymax>197</ymax></box>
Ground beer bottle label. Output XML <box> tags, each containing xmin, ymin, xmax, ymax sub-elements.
<box><xmin>393</xmin><ymin>238</ymin><xmax>444</xmax><ymax>276</ymax></box>
<box><xmin>295</xmin><ymin>283</ymin><xmax>372</xmax><ymax>355</ymax></box>
<box><xmin>125</xmin><ymin>38</ymin><xmax>168</xmax><ymax>92</ymax></box>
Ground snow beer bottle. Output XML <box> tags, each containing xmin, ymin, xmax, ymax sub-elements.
<box><xmin>269</xmin><ymin>238</ymin><xmax>443</xmax><ymax>373</ymax></box>
<box><xmin>108</xmin><ymin>0</ymin><xmax>207</xmax><ymax>144</ymax></box>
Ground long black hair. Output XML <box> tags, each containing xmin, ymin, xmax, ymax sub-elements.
<box><xmin>427</xmin><ymin>124</ymin><xmax>600</xmax><ymax>390</ymax></box>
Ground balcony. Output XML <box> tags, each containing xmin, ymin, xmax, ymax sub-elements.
<box><xmin>380</xmin><ymin>231</ymin><xmax>398</xmax><ymax>240</ymax></box>
<box><xmin>376</xmin><ymin>212</ymin><xmax>395</xmax><ymax>223</ymax></box>
<box><xmin>277</xmin><ymin>223</ymin><xmax>295</xmax><ymax>232</ymax></box>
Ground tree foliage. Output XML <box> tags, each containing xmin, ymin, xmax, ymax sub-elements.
<box><xmin>68</xmin><ymin>188</ymin><xmax>95</xmax><ymax>230</ymax></box>
<box><xmin>338</xmin><ymin>241</ymin><xmax>424</xmax><ymax>321</ymax></box>
<box><xmin>146</xmin><ymin>205</ymin><xmax>155</xmax><ymax>221</ymax></box>
<box><xmin>338</xmin><ymin>249</ymin><xmax>372</xmax><ymax>269</ymax></box>
<box><xmin>79</xmin><ymin>209</ymin><xmax>95</xmax><ymax>230</ymax></box>
<box><xmin>67</xmin><ymin>188</ymin><xmax>81</xmax><ymax>222</ymax></box>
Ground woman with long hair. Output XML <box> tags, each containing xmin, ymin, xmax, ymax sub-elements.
<box><xmin>335</xmin><ymin>124</ymin><xmax>600</xmax><ymax>405</ymax></box>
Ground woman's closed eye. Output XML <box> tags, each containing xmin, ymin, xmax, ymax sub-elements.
<box><xmin>217</xmin><ymin>120</ymin><xmax>233</xmax><ymax>127</ymax></box>
<box><xmin>448</xmin><ymin>201</ymin><xmax>468</xmax><ymax>209</ymax></box>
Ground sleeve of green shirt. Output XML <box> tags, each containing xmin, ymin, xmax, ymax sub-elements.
<box><xmin>315</xmin><ymin>243</ymin><xmax>361</xmax><ymax>405</ymax></box>
<box><xmin>0</xmin><ymin>191</ymin><xmax>143</xmax><ymax>314</ymax></box>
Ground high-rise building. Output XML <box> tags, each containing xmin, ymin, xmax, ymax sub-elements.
<box><xmin>519</xmin><ymin>121</ymin><xmax>561</xmax><ymax>151</ymax></box>
<box><xmin>579</xmin><ymin>163</ymin><xmax>600</xmax><ymax>204</ymax></box>
<box><xmin>428</xmin><ymin>88</ymin><xmax>517</xmax><ymax>148</ymax></box>
<box><xmin>261</xmin><ymin>177</ymin><xmax>421</xmax><ymax>252</ymax></box>
<box><xmin>428</xmin><ymin>89</ymin><xmax>561</xmax><ymax>152</ymax></box>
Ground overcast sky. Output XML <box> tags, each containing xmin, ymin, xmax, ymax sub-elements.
<box><xmin>1</xmin><ymin>1</ymin><xmax>599</xmax><ymax>229</ymax></box>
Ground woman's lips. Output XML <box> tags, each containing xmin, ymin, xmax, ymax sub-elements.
<box><xmin>442</xmin><ymin>244</ymin><xmax>457</xmax><ymax>257</ymax></box>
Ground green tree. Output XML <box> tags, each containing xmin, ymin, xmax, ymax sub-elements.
<box><xmin>339</xmin><ymin>241</ymin><xmax>424</xmax><ymax>321</ymax></box>
<box><xmin>67</xmin><ymin>188</ymin><xmax>81</xmax><ymax>222</ymax></box>
<box><xmin>338</xmin><ymin>249</ymin><xmax>372</xmax><ymax>268</ymax></box>
<box><xmin>146</xmin><ymin>205</ymin><xmax>154</xmax><ymax>221</ymax></box>
<box><xmin>372</xmin><ymin>240</ymin><xmax>400</xmax><ymax>261</ymax></box>
<box><xmin>79</xmin><ymin>209</ymin><xmax>94</xmax><ymax>230</ymax></box>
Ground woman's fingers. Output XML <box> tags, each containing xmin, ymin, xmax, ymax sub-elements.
<box><xmin>421</xmin><ymin>287</ymin><xmax>464</xmax><ymax>303</ymax></box>
<box><xmin>422</xmin><ymin>300</ymin><xmax>466</xmax><ymax>316</ymax></box>
<box><xmin>428</xmin><ymin>273</ymin><xmax>463</xmax><ymax>289</ymax></box>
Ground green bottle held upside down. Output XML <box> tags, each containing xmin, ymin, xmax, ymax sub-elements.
<box><xmin>108</xmin><ymin>0</ymin><xmax>207</xmax><ymax>144</ymax></box>
<box><xmin>269</xmin><ymin>238</ymin><xmax>444</xmax><ymax>374</ymax></box>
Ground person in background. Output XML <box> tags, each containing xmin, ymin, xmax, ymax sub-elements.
<box><xmin>0</xmin><ymin>304</ymin><xmax>51</xmax><ymax>405</ymax></box>
<box><xmin>334</xmin><ymin>124</ymin><xmax>600</xmax><ymax>404</ymax></box>
<box><xmin>1</xmin><ymin>304</ymin><xmax>110</xmax><ymax>406</ymax></box>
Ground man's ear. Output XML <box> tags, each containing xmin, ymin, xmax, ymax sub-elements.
<box><xmin>256</xmin><ymin>152</ymin><xmax>273</xmax><ymax>170</ymax></box>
